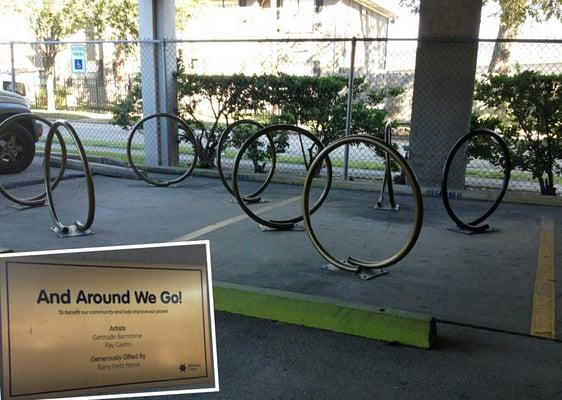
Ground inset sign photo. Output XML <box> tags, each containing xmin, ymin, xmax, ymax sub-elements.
<box><xmin>0</xmin><ymin>241</ymin><xmax>218</xmax><ymax>399</ymax></box>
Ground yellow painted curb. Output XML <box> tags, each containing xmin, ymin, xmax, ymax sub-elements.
<box><xmin>213</xmin><ymin>281</ymin><xmax>436</xmax><ymax>349</ymax></box>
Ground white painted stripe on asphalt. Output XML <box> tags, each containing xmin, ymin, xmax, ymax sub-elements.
<box><xmin>172</xmin><ymin>195</ymin><xmax>301</xmax><ymax>241</ymax></box>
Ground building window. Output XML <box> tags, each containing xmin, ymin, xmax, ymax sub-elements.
<box><xmin>312</xmin><ymin>61</ymin><xmax>321</xmax><ymax>77</ymax></box>
<box><xmin>314</xmin><ymin>0</ymin><xmax>323</xmax><ymax>12</ymax></box>
<box><xmin>239</xmin><ymin>0</ymin><xmax>247</xmax><ymax>6</ymax></box>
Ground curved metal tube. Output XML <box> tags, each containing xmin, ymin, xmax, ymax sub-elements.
<box><xmin>43</xmin><ymin>120</ymin><xmax>95</xmax><ymax>232</ymax></box>
<box><xmin>441</xmin><ymin>129</ymin><xmax>511</xmax><ymax>232</ymax></box>
<box><xmin>302</xmin><ymin>135</ymin><xmax>424</xmax><ymax>272</ymax></box>
<box><xmin>376</xmin><ymin>121</ymin><xmax>397</xmax><ymax>209</ymax></box>
<box><xmin>126</xmin><ymin>113</ymin><xmax>199</xmax><ymax>187</ymax></box>
<box><xmin>232</xmin><ymin>124</ymin><xmax>333</xmax><ymax>230</ymax></box>
<box><xmin>0</xmin><ymin>113</ymin><xmax>67</xmax><ymax>206</ymax></box>
<box><xmin>217</xmin><ymin>119</ymin><xmax>276</xmax><ymax>201</ymax></box>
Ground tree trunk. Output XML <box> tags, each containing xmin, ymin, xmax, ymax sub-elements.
<box><xmin>112</xmin><ymin>45</ymin><xmax>126</xmax><ymax>83</ymax></box>
<box><xmin>537</xmin><ymin>174</ymin><xmax>556</xmax><ymax>195</ymax></box>
<box><xmin>196</xmin><ymin>142</ymin><xmax>215</xmax><ymax>168</ymax></box>
<box><xmin>487</xmin><ymin>2</ymin><xmax>526</xmax><ymax>73</ymax></box>
<box><xmin>96</xmin><ymin>42</ymin><xmax>108</xmax><ymax>106</ymax></box>
<box><xmin>38</xmin><ymin>45</ymin><xmax>57</xmax><ymax>111</ymax></box>
<box><xmin>46</xmin><ymin>71</ymin><xmax>56</xmax><ymax>112</ymax></box>
<box><xmin>537</xmin><ymin>175</ymin><xmax>546</xmax><ymax>194</ymax></box>
<box><xmin>544</xmin><ymin>169</ymin><xmax>556</xmax><ymax>195</ymax></box>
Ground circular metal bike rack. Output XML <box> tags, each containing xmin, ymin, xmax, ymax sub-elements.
<box><xmin>217</xmin><ymin>119</ymin><xmax>276</xmax><ymax>203</ymax></box>
<box><xmin>43</xmin><ymin>120</ymin><xmax>95</xmax><ymax>237</ymax></box>
<box><xmin>126</xmin><ymin>113</ymin><xmax>199</xmax><ymax>187</ymax></box>
<box><xmin>0</xmin><ymin>113</ymin><xmax>67</xmax><ymax>207</ymax></box>
<box><xmin>232</xmin><ymin>124</ymin><xmax>333</xmax><ymax>230</ymax></box>
<box><xmin>441</xmin><ymin>129</ymin><xmax>511</xmax><ymax>233</ymax></box>
<box><xmin>302</xmin><ymin>135</ymin><xmax>424</xmax><ymax>272</ymax></box>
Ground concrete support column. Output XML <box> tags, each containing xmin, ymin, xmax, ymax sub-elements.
<box><xmin>138</xmin><ymin>0</ymin><xmax>178</xmax><ymax>166</ymax></box>
<box><xmin>408</xmin><ymin>0</ymin><xmax>483</xmax><ymax>190</ymax></box>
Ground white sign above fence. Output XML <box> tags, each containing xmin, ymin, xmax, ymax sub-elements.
<box><xmin>71</xmin><ymin>44</ymin><xmax>86</xmax><ymax>74</ymax></box>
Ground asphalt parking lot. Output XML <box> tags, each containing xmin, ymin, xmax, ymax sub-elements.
<box><xmin>0</xmin><ymin>166</ymin><xmax>560</xmax><ymax>399</ymax></box>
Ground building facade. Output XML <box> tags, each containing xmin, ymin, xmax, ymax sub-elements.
<box><xmin>180</xmin><ymin>0</ymin><xmax>395</xmax><ymax>76</ymax></box>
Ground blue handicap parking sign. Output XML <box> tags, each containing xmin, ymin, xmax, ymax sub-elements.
<box><xmin>71</xmin><ymin>45</ymin><xmax>86</xmax><ymax>74</ymax></box>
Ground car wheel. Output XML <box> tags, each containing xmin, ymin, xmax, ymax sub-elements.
<box><xmin>0</xmin><ymin>123</ymin><xmax>36</xmax><ymax>174</ymax></box>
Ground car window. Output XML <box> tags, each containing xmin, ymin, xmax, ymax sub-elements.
<box><xmin>2</xmin><ymin>81</ymin><xmax>26</xmax><ymax>97</ymax></box>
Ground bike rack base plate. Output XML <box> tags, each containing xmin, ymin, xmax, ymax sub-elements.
<box><xmin>373</xmin><ymin>203</ymin><xmax>400</xmax><ymax>211</ymax></box>
<box><xmin>50</xmin><ymin>225</ymin><xmax>95</xmax><ymax>238</ymax></box>
<box><xmin>321</xmin><ymin>263</ymin><xmax>388</xmax><ymax>280</ymax></box>
<box><xmin>259</xmin><ymin>224</ymin><xmax>305</xmax><ymax>232</ymax></box>
<box><xmin>230</xmin><ymin>198</ymin><xmax>269</xmax><ymax>205</ymax></box>
<box><xmin>144</xmin><ymin>183</ymin><xmax>180</xmax><ymax>188</ymax></box>
<box><xmin>448</xmin><ymin>226</ymin><xmax>496</xmax><ymax>235</ymax></box>
<box><xmin>358</xmin><ymin>269</ymin><xmax>389</xmax><ymax>280</ymax></box>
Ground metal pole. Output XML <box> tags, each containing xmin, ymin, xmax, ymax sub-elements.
<box><xmin>160</xmin><ymin>39</ymin><xmax>169</xmax><ymax>115</ymax></box>
<box><xmin>160</xmin><ymin>39</ymin><xmax>170</xmax><ymax>166</ymax></box>
<box><xmin>10</xmin><ymin>43</ymin><xmax>17</xmax><ymax>94</ymax></box>
<box><xmin>343</xmin><ymin>37</ymin><xmax>356</xmax><ymax>180</ymax></box>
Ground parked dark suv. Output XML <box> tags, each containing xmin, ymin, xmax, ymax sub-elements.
<box><xmin>0</xmin><ymin>89</ymin><xmax>42</xmax><ymax>174</ymax></box>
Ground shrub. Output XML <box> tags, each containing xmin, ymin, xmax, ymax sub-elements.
<box><xmin>474</xmin><ymin>70</ymin><xmax>561</xmax><ymax>195</ymax></box>
<box><xmin>32</xmin><ymin>86</ymin><xmax>69</xmax><ymax>110</ymax></box>
<box><xmin>176</xmin><ymin>58</ymin><xmax>267</xmax><ymax>168</ymax></box>
<box><xmin>228</xmin><ymin>121</ymin><xmax>289</xmax><ymax>173</ymax></box>
<box><xmin>112</xmin><ymin>61</ymin><xmax>402</xmax><ymax>170</ymax></box>
<box><xmin>111</xmin><ymin>74</ymin><xmax>142</xmax><ymax>128</ymax></box>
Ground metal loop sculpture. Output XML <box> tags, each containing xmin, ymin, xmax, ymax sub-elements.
<box><xmin>232</xmin><ymin>124</ymin><xmax>333</xmax><ymax>230</ymax></box>
<box><xmin>303</xmin><ymin>135</ymin><xmax>423</xmax><ymax>272</ymax></box>
<box><xmin>44</xmin><ymin>120</ymin><xmax>95</xmax><ymax>237</ymax></box>
<box><xmin>217</xmin><ymin>119</ymin><xmax>276</xmax><ymax>203</ymax></box>
<box><xmin>127</xmin><ymin>113</ymin><xmax>199</xmax><ymax>187</ymax></box>
<box><xmin>441</xmin><ymin>129</ymin><xmax>511</xmax><ymax>233</ymax></box>
<box><xmin>0</xmin><ymin>113</ymin><xmax>67</xmax><ymax>207</ymax></box>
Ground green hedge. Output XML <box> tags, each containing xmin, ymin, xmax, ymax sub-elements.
<box><xmin>113</xmin><ymin>59</ymin><xmax>402</xmax><ymax>168</ymax></box>
<box><xmin>473</xmin><ymin>70</ymin><xmax>562</xmax><ymax>195</ymax></box>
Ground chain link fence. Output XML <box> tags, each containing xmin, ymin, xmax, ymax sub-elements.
<box><xmin>0</xmin><ymin>38</ymin><xmax>560</xmax><ymax>195</ymax></box>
